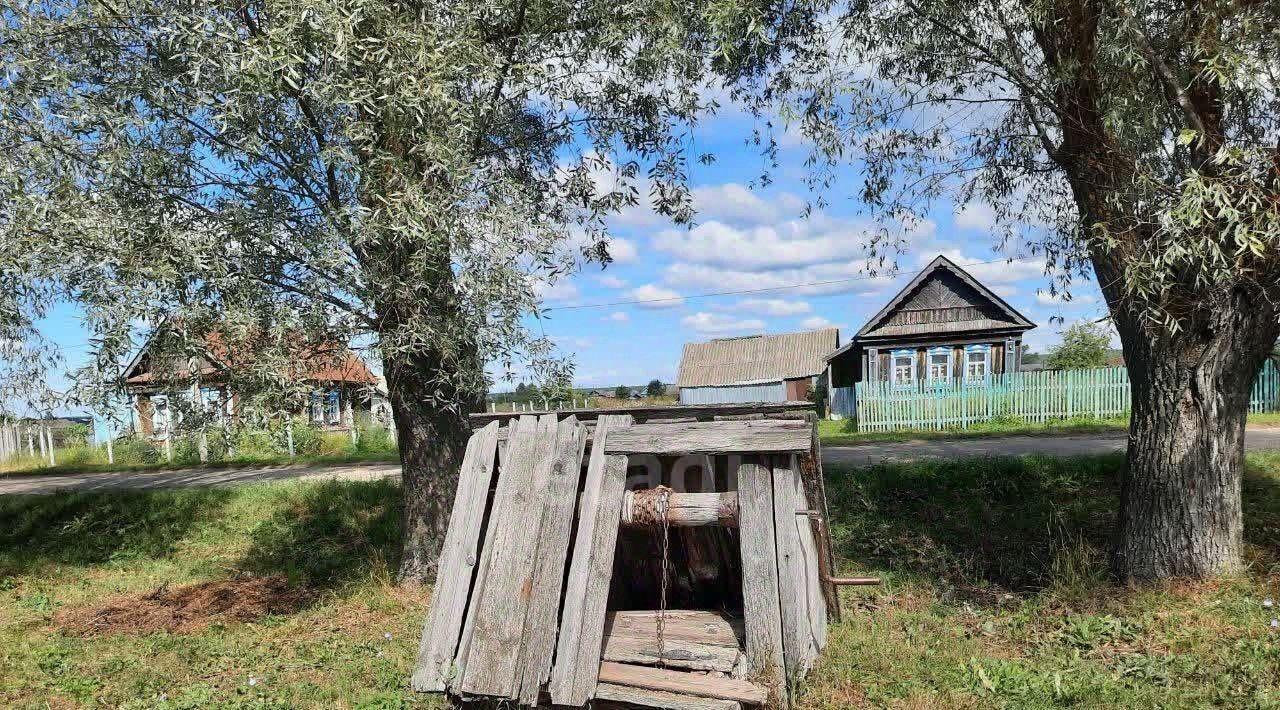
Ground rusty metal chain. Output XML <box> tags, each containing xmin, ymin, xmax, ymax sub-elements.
<box><xmin>655</xmin><ymin>485</ymin><xmax>671</xmax><ymax>669</ymax></box>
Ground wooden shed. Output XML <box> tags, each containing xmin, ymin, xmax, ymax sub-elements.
<box><xmin>412</xmin><ymin>402</ymin><xmax>844</xmax><ymax>708</ymax></box>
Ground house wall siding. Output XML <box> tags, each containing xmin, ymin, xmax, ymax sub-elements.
<box><xmin>678</xmin><ymin>381</ymin><xmax>788</xmax><ymax>405</ymax></box>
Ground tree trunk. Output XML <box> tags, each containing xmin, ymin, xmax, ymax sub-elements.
<box><xmin>384</xmin><ymin>343</ymin><xmax>480</xmax><ymax>584</ymax></box>
<box><xmin>1113</xmin><ymin>288</ymin><xmax>1280</xmax><ymax>580</ymax></box>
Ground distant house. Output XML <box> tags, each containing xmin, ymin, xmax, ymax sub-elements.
<box><xmin>122</xmin><ymin>331</ymin><xmax>388</xmax><ymax>440</ymax></box>
<box><xmin>826</xmin><ymin>255</ymin><xmax>1035</xmax><ymax>388</ymax></box>
<box><xmin>677</xmin><ymin>328</ymin><xmax>839</xmax><ymax>405</ymax></box>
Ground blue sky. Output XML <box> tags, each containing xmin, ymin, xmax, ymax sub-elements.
<box><xmin>32</xmin><ymin>105</ymin><xmax>1113</xmax><ymax>405</ymax></box>
<box><xmin>522</xmin><ymin>109</ymin><xmax>1112</xmax><ymax>390</ymax></box>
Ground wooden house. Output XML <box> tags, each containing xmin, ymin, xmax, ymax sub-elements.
<box><xmin>677</xmin><ymin>328</ymin><xmax>839</xmax><ymax>405</ymax></box>
<box><xmin>826</xmin><ymin>255</ymin><xmax>1035</xmax><ymax>388</ymax></box>
<box><xmin>122</xmin><ymin>330</ymin><xmax>387</xmax><ymax>440</ymax></box>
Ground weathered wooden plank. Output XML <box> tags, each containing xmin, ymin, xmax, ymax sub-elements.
<box><xmin>410</xmin><ymin>422</ymin><xmax>500</xmax><ymax>692</ymax></box>
<box><xmin>621</xmin><ymin>491</ymin><xmax>739</xmax><ymax>528</ymax></box>
<box><xmin>605</xmin><ymin>610</ymin><xmax>743</xmax><ymax>648</ymax></box>
<box><xmin>451</xmin><ymin>416</ymin><xmax>536</xmax><ymax>689</ymax></box>
<box><xmin>604</xmin><ymin>420</ymin><xmax>811</xmax><ymax>455</ymax></box>
<box><xmin>737</xmin><ymin>456</ymin><xmax>789</xmax><ymax>708</ymax></box>
<box><xmin>597</xmin><ymin>662</ymin><xmax>767</xmax><ymax>705</ymax></box>
<box><xmin>594</xmin><ymin>682</ymin><xmax>743</xmax><ymax>710</ymax></box>
<box><xmin>549</xmin><ymin>414</ymin><xmax>634</xmax><ymax>706</ymax></box>
<box><xmin>770</xmin><ymin>454</ymin><xmax>823</xmax><ymax>679</ymax></box>
<box><xmin>460</xmin><ymin>414</ymin><xmax>558</xmax><ymax>698</ymax></box>
<box><xmin>469</xmin><ymin>401</ymin><xmax>814</xmax><ymax>426</ymax></box>
<box><xmin>602</xmin><ymin>633</ymin><xmax>740</xmax><ymax>673</ymax></box>
<box><xmin>804</xmin><ymin>426</ymin><xmax>840</xmax><ymax>623</ymax></box>
<box><xmin>516</xmin><ymin>416</ymin><xmax>588</xmax><ymax>705</ymax></box>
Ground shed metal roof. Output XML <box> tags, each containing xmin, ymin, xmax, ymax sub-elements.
<box><xmin>677</xmin><ymin>328</ymin><xmax>839</xmax><ymax>388</ymax></box>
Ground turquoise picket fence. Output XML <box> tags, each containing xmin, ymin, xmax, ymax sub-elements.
<box><xmin>833</xmin><ymin>360</ymin><xmax>1280</xmax><ymax>431</ymax></box>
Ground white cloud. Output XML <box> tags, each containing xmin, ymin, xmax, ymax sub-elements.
<box><xmin>596</xmin><ymin>274</ymin><xmax>629</xmax><ymax>289</ymax></box>
<box><xmin>607</xmin><ymin>237</ymin><xmax>638</xmax><ymax>264</ymax></box>
<box><xmin>603</xmin><ymin>311</ymin><xmax>630</xmax><ymax>322</ymax></box>
<box><xmin>1035</xmin><ymin>291</ymin><xmax>1097</xmax><ymax>307</ymax></box>
<box><xmin>663</xmin><ymin>261</ymin><xmax>896</xmax><ymax>298</ymax></box>
<box><xmin>923</xmin><ymin>250</ymin><xmax>1043</xmax><ymax>285</ymax></box>
<box><xmin>681</xmin><ymin>312</ymin><xmax>767</xmax><ymax>335</ymax></box>
<box><xmin>732</xmin><ymin>298</ymin><xmax>812</xmax><ymax>316</ymax></box>
<box><xmin>653</xmin><ymin>214</ymin><xmax>936</xmax><ymax>273</ymax></box>
<box><xmin>692</xmin><ymin>183</ymin><xmax>782</xmax><ymax>226</ymax></box>
<box><xmin>800</xmin><ymin>316</ymin><xmax>836</xmax><ymax>330</ymax></box>
<box><xmin>532</xmin><ymin>278</ymin><xmax>580</xmax><ymax>303</ymax></box>
<box><xmin>653</xmin><ymin>218</ymin><xmax>870</xmax><ymax>272</ymax></box>
<box><xmin>954</xmin><ymin>203</ymin><xmax>997</xmax><ymax>231</ymax></box>
<box><xmin>628</xmin><ymin>283</ymin><xmax>684</xmax><ymax>308</ymax></box>
<box><xmin>553</xmin><ymin>335</ymin><xmax>594</xmax><ymax>350</ymax></box>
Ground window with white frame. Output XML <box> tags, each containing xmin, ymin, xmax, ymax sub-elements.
<box><xmin>310</xmin><ymin>391</ymin><xmax>323</xmax><ymax>424</ymax></box>
<box><xmin>325</xmin><ymin>390</ymin><xmax>341</xmax><ymax>424</ymax></box>
<box><xmin>927</xmin><ymin>347</ymin><xmax>952</xmax><ymax>383</ymax></box>
<box><xmin>891</xmin><ymin>350</ymin><xmax>916</xmax><ymax>386</ymax></box>
<box><xmin>964</xmin><ymin>344</ymin><xmax>991</xmax><ymax>383</ymax></box>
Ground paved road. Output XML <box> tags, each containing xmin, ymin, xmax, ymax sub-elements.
<box><xmin>6</xmin><ymin>428</ymin><xmax>1280</xmax><ymax>496</ymax></box>
<box><xmin>0</xmin><ymin>461</ymin><xmax>403</xmax><ymax>496</ymax></box>
<box><xmin>822</xmin><ymin>427</ymin><xmax>1280</xmax><ymax>467</ymax></box>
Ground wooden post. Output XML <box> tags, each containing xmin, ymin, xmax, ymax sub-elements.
<box><xmin>105</xmin><ymin>423</ymin><xmax>115</xmax><ymax>464</ymax></box>
<box><xmin>37</xmin><ymin>425</ymin><xmax>46</xmax><ymax>458</ymax></box>
<box><xmin>286</xmin><ymin>420</ymin><xmax>296</xmax><ymax>457</ymax></box>
<box><xmin>46</xmin><ymin>426</ymin><xmax>55</xmax><ymax>466</ymax></box>
<box><xmin>737</xmin><ymin>456</ymin><xmax>789</xmax><ymax>708</ymax></box>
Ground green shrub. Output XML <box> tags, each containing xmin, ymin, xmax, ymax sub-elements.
<box><xmin>232</xmin><ymin>426</ymin><xmax>285</xmax><ymax>459</ymax></box>
<box><xmin>353</xmin><ymin>424</ymin><xmax>395</xmax><ymax>454</ymax></box>
<box><xmin>112</xmin><ymin>437</ymin><xmax>160</xmax><ymax>465</ymax></box>
<box><xmin>56</xmin><ymin>446</ymin><xmax>99</xmax><ymax>467</ymax></box>
<box><xmin>287</xmin><ymin>420</ymin><xmax>324</xmax><ymax>456</ymax></box>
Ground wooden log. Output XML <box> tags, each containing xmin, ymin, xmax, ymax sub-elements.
<box><xmin>548</xmin><ymin>414</ymin><xmax>634</xmax><ymax>706</ymax></box>
<box><xmin>604</xmin><ymin>421</ymin><xmax>811</xmax><ymax>455</ymax></box>
<box><xmin>411</xmin><ymin>422</ymin><xmax>501</xmax><ymax>692</ymax></box>
<box><xmin>596</xmin><ymin>662</ymin><xmax>768</xmax><ymax>705</ymax></box>
<box><xmin>460</xmin><ymin>414</ymin><xmax>557</xmax><ymax>698</ymax></box>
<box><xmin>594</xmin><ymin>682</ymin><xmax>743</xmax><ymax>710</ymax></box>
<box><xmin>516</xmin><ymin>416</ymin><xmax>588</xmax><ymax>705</ymax></box>
<box><xmin>620</xmin><ymin>491</ymin><xmax>739</xmax><ymax>528</ymax></box>
<box><xmin>736</xmin><ymin>456</ymin><xmax>789</xmax><ymax>708</ymax></box>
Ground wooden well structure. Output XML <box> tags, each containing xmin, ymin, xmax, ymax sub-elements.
<box><xmin>412</xmin><ymin>402</ymin><xmax>840</xmax><ymax>709</ymax></box>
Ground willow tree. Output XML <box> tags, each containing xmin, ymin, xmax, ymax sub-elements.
<box><xmin>1</xmin><ymin>0</ymin><xmax>709</xmax><ymax>580</ymax></box>
<box><xmin>718</xmin><ymin>0</ymin><xmax>1280</xmax><ymax>578</ymax></box>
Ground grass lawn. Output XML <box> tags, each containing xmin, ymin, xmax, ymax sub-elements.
<box><xmin>4</xmin><ymin>453</ymin><xmax>1280</xmax><ymax>707</ymax></box>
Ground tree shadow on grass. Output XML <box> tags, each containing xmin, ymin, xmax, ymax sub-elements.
<box><xmin>826</xmin><ymin>450</ymin><xmax>1280</xmax><ymax>597</ymax></box>
<box><xmin>0</xmin><ymin>488</ymin><xmax>236</xmax><ymax>577</ymax></box>
<box><xmin>235</xmin><ymin>478</ymin><xmax>403</xmax><ymax>593</ymax></box>
<box><xmin>1242</xmin><ymin>451</ymin><xmax>1280</xmax><ymax>568</ymax></box>
<box><xmin>824</xmin><ymin>453</ymin><xmax>1125</xmax><ymax>596</ymax></box>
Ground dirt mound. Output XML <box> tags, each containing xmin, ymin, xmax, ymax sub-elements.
<box><xmin>58</xmin><ymin>575</ymin><xmax>311</xmax><ymax>636</ymax></box>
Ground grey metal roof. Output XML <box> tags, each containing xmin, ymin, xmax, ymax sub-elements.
<box><xmin>677</xmin><ymin>328</ymin><xmax>839</xmax><ymax>388</ymax></box>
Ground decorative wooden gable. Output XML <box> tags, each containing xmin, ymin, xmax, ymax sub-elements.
<box><xmin>857</xmin><ymin>255</ymin><xmax>1034</xmax><ymax>339</ymax></box>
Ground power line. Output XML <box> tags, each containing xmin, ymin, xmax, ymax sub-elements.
<box><xmin>545</xmin><ymin>257</ymin><xmax>1014</xmax><ymax>312</ymax></box>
